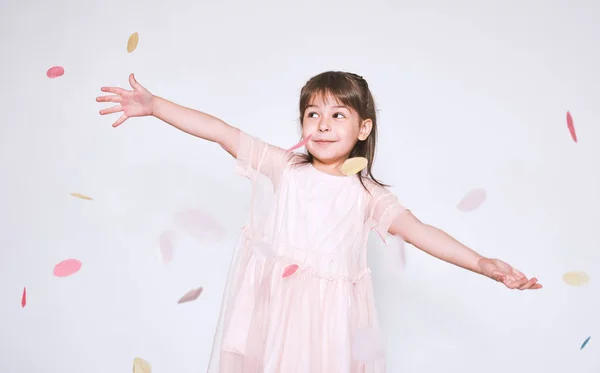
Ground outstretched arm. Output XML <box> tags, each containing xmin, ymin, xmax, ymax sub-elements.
<box><xmin>389</xmin><ymin>211</ymin><xmax>542</xmax><ymax>290</ymax></box>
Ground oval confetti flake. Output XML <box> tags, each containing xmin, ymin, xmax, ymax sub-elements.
<box><xmin>566</xmin><ymin>111</ymin><xmax>577</xmax><ymax>143</ymax></box>
<box><xmin>287</xmin><ymin>133</ymin><xmax>312</xmax><ymax>152</ymax></box>
<box><xmin>457</xmin><ymin>188</ymin><xmax>486</xmax><ymax>212</ymax></box>
<box><xmin>174</xmin><ymin>209</ymin><xmax>224</xmax><ymax>244</ymax></box>
<box><xmin>70</xmin><ymin>193</ymin><xmax>92</xmax><ymax>200</ymax></box>
<box><xmin>282</xmin><ymin>264</ymin><xmax>299</xmax><ymax>278</ymax></box>
<box><xmin>177</xmin><ymin>287</ymin><xmax>203</xmax><ymax>304</ymax></box>
<box><xmin>340</xmin><ymin>157</ymin><xmax>368</xmax><ymax>176</ymax></box>
<box><xmin>53</xmin><ymin>259</ymin><xmax>82</xmax><ymax>277</ymax></box>
<box><xmin>562</xmin><ymin>270</ymin><xmax>589</xmax><ymax>286</ymax></box>
<box><xmin>581</xmin><ymin>336</ymin><xmax>591</xmax><ymax>350</ymax></box>
<box><xmin>46</xmin><ymin>66</ymin><xmax>64</xmax><ymax>78</ymax></box>
<box><xmin>351</xmin><ymin>327</ymin><xmax>386</xmax><ymax>362</ymax></box>
<box><xmin>21</xmin><ymin>287</ymin><xmax>26</xmax><ymax>308</ymax></box>
<box><xmin>158</xmin><ymin>230</ymin><xmax>176</xmax><ymax>264</ymax></box>
<box><xmin>133</xmin><ymin>357</ymin><xmax>151</xmax><ymax>373</ymax></box>
<box><xmin>127</xmin><ymin>32</ymin><xmax>139</xmax><ymax>53</ymax></box>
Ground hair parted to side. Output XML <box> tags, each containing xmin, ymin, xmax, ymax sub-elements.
<box><xmin>294</xmin><ymin>71</ymin><xmax>388</xmax><ymax>190</ymax></box>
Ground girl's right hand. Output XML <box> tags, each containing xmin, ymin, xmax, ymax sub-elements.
<box><xmin>96</xmin><ymin>73</ymin><xmax>155</xmax><ymax>127</ymax></box>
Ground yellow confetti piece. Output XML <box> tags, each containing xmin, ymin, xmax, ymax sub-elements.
<box><xmin>133</xmin><ymin>357</ymin><xmax>151</xmax><ymax>373</ymax></box>
<box><xmin>70</xmin><ymin>193</ymin><xmax>92</xmax><ymax>200</ymax></box>
<box><xmin>562</xmin><ymin>270</ymin><xmax>589</xmax><ymax>286</ymax></box>
<box><xmin>340</xmin><ymin>157</ymin><xmax>368</xmax><ymax>176</ymax></box>
<box><xmin>127</xmin><ymin>32</ymin><xmax>139</xmax><ymax>53</ymax></box>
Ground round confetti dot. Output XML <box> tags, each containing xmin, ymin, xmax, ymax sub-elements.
<box><xmin>562</xmin><ymin>270</ymin><xmax>589</xmax><ymax>286</ymax></box>
<box><xmin>340</xmin><ymin>157</ymin><xmax>368</xmax><ymax>176</ymax></box>
<box><xmin>127</xmin><ymin>32</ymin><xmax>139</xmax><ymax>53</ymax></box>
<box><xmin>46</xmin><ymin>66</ymin><xmax>64</xmax><ymax>78</ymax></box>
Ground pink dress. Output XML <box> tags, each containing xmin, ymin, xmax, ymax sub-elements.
<box><xmin>207</xmin><ymin>131</ymin><xmax>407</xmax><ymax>372</ymax></box>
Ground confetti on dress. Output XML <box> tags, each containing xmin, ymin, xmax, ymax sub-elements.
<box><xmin>351</xmin><ymin>327</ymin><xmax>386</xmax><ymax>362</ymax></box>
<box><xmin>581</xmin><ymin>336</ymin><xmax>591</xmax><ymax>350</ymax></box>
<box><xmin>53</xmin><ymin>259</ymin><xmax>82</xmax><ymax>277</ymax></box>
<box><xmin>21</xmin><ymin>287</ymin><xmax>26</xmax><ymax>308</ymax></box>
<box><xmin>127</xmin><ymin>32</ymin><xmax>139</xmax><ymax>53</ymax></box>
<box><xmin>158</xmin><ymin>230</ymin><xmax>176</xmax><ymax>264</ymax></box>
<box><xmin>177</xmin><ymin>287</ymin><xmax>203</xmax><ymax>304</ymax></box>
<box><xmin>340</xmin><ymin>157</ymin><xmax>368</xmax><ymax>176</ymax></box>
<box><xmin>70</xmin><ymin>193</ymin><xmax>92</xmax><ymax>200</ymax></box>
<box><xmin>562</xmin><ymin>270</ymin><xmax>589</xmax><ymax>286</ymax></box>
<box><xmin>457</xmin><ymin>188</ymin><xmax>486</xmax><ymax>212</ymax></box>
<box><xmin>133</xmin><ymin>357</ymin><xmax>151</xmax><ymax>373</ymax></box>
<box><xmin>566</xmin><ymin>111</ymin><xmax>577</xmax><ymax>143</ymax></box>
<box><xmin>282</xmin><ymin>264</ymin><xmax>299</xmax><ymax>278</ymax></box>
<box><xmin>46</xmin><ymin>66</ymin><xmax>64</xmax><ymax>78</ymax></box>
<box><xmin>287</xmin><ymin>134</ymin><xmax>312</xmax><ymax>152</ymax></box>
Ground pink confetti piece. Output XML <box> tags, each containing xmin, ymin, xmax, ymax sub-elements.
<box><xmin>286</xmin><ymin>134</ymin><xmax>312</xmax><ymax>152</ymax></box>
<box><xmin>566</xmin><ymin>111</ymin><xmax>577</xmax><ymax>143</ymax></box>
<box><xmin>457</xmin><ymin>188</ymin><xmax>486</xmax><ymax>212</ymax></box>
<box><xmin>174</xmin><ymin>209</ymin><xmax>224</xmax><ymax>244</ymax></box>
<box><xmin>177</xmin><ymin>287</ymin><xmax>203</xmax><ymax>304</ymax></box>
<box><xmin>158</xmin><ymin>230</ymin><xmax>176</xmax><ymax>264</ymax></box>
<box><xmin>282</xmin><ymin>264</ymin><xmax>299</xmax><ymax>278</ymax></box>
<box><xmin>21</xmin><ymin>287</ymin><xmax>26</xmax><ymax>308</ymax></box>
<box><xmin>351</xmin><ymin>327</ymin><xmax>386</xmax><ymax>362</ymax></box>
<box><xmin>46</xmin><ymin>66</ymin><xmax>64</xmax><ymax>78</ymax></box>
<box><xmin>53</xmin><ymin>259</ymin><xmax>82</xmax><ymax>277</ymax></box>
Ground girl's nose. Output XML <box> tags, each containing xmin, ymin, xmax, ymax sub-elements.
<box><xmin>318</xmin><ymin>119</ymin><xmax>331</xmax><ymax>132</ymax></box>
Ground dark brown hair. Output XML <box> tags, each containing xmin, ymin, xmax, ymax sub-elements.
<box><xmin>294</xmin><ymin>71</ymin><xmax>388</xmax><ymax>190</ymax></box>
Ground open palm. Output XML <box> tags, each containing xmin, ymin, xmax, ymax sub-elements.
<box><xmin>96</xmin><ymin>73</ymin><xmax>154</xmax><ymax>127</ymax></box>
<box><xmin>478</xmin><ymin>258</ymin><xmax>542</xmax><ymax>290</ymax></box>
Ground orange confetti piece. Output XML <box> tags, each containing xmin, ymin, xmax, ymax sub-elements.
<box><xmin>177</xmin><ymin>287</ymin><xmax>203</xmax><ymax>304</ymax></box>
<box><xmin>566</xmin><ymin>111</ymin><xmax>577</xmax><ymax>143</ymax></box>
<box><xmin>21</xmin><ymin>287</ymin><xmax>26</xmax><ymax>308</ymax></box>
<box><xmin>127</xmin><ymin>32</ymin><xmax>139</xmax><ymax>53</ymax></box>
<box><xmin>70</xmin><ymin>193</ymin><xmax>92</xmax><ymax>200</ymax></box>
<box><xmin>287</xmin><ymin>133</ymin><xmax>312</xmax><ymax>151</ymax></box>
<box><xmin>46</xmin><ymin>66</ymin><xmax>64</xmax><ymax>78</ymax></box>
<box><xmin>282</xmin><ymin>264</ymin><xmax>299</xmax><ymax>278</ymax></box>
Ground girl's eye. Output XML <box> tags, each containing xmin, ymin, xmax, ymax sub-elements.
<box><xmin>333</xmin><ymin>113</ymin><xmax>345</xmax><ymax>119</ymax></box>
<box><xmin>307</xmin><ymin>112</ymin><xmax>318</xmax><ymax>118</ymax></box>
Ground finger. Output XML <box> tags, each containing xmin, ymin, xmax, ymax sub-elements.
<box><xmin>96</xmin><ymin>95</ymin><xmax>122</xmax><ymax>103</ymax></box>
<box><xmin>506</xmin><ymin>277</ymin><xmax>529</xmax><ymax>289</ymax></box>
<box><xmin>512</xmin><ymin>268</ymin><xmax>526</xmax><ymax>279</ymax></box>
<box><xmin>530</xmin><ymin>283</ymin><xmax>542</xmax><ymax>289</ymax></box>
<box><xmin>99</xmin><ymin>105</ymin><xmax>123</xmax><ymax>115</ymax></box>
<box><xmin>112</xmin><ymin>114</ymin><xmax>128</xmax><ymax>127</ymax></box>
<box><xmin>101</xmin><ymin>86</ymin><xmax>127</xmax><ymax>95</ymax></box>
<box><xmin>519</xmin><ymin>278</ymin><xmax>538</xmax><ymax>290</ymax></box>
<box><xmin>129</xmin><ymin>73</ymin><xmax>142</xmax><ymax>90</ymax></box>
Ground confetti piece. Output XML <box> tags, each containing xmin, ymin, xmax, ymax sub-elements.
<box><xmin>133</xmin><ymin>357</ymin><xmax>151</xmax><ymax>373</ymax></box>
<box><xmin>158</xmin><ymin>230</ymin><xmax>176</xmax><ymax>264</ymax></box>
<box><xmin>46</xmin><ymin>66</ymin><xmax>64</xmax><ymax>78</ymax></box>
<box><xmin>562</xmin><ymin>270</ymin><xmax>589</xmax><ymax>286</ymax></box>
<box><xmin>581</xmin><ymin>336</ymin><xmax>591</xmax><ymax>350</ymax></box>
<box><xmin>566</xmin><ymin>111</ymin><xmax>577</xmax><ymax>143</ymax></box>
<box><xmin>21</xmin><ymin>287</ymin><xmax>26</xmax><ymax>308</ymax></box>
<box><xmin>53</xmin><ymin>259</ymin><xmax>82</xmax><ymax>277</ymax></box>
<box><xmin>174</xmin><ymin>209</ymin><xmax>224</xmax><ymax>244</ymax></box>
<box><xmin>457</xmin><ymin>188</ymin><xmax>486</xmax><ymax>212</ymax></box>
<box><xmin>127</xmin><ymin>32</ymin><xmax>139</xmax><ymax>53</ymax></box>
<box><xmin>351</xmin><ymin>327</ymin><xmax>385</xmax><ymax>362</ymax></box>
<box><xmin>282</xmin><ymin>264</ymin><xmax>299</xmax><ymax>278</ymax></box>
<box><xmin>383</xmin><ymin>235</ymin><xmax>406</xmax><ymax>274</ymax></box>
<box><xmin>70</xmin><ymin>193</ymin><xmax>92</xmax><ymax>200</ymax></box>
<box><xmin>177</xmin><ymin>287</ymin><xmax>203</xmax><ymax>304</ymax></box>
<box><xmin>340</xmin><ymin>157</ymin><xmax>368</xmax><ymax>176</ymax></box>
<box><xmin>287</xmin><ymin>134</ymin><xmax>312</xmax><ymax>152</ymax></box>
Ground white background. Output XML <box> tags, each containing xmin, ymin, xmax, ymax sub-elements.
<box><xmin>1</xmin><ymin>0</ymin><xmax>599</xmax><ymax>372</ymax></box>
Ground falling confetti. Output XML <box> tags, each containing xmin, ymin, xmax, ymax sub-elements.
<box><xmin>46</xmin><ymin>66</ymin><xmax>64</xmax><ymax>78</ymax></box>
<box><xmin>177</xmin><ymin>287</ymin><xmax>203</xmax><ymax>304</ymax></box>
<box><xmin>287</xmin><ymin>133</ymin><xmax>312</xmax><ymax>152</ymax></box>
<box><xmin>158</xmin><ymin>230</ymin><xmax>176</xmax><ymax>264</ymax></box>
<box><xmin>566</xmin><ymin>111</ymin><xmax>577</xmax><ymax>143</ymax></box>
<box><xmin>340</xmin><ymin>157</ymin><xmax>368</xmax><ymax>176</ymax></box>
<box><xmin>282</xmin><ymin>264</ymin><xmax>299</xmax><ymax>278</ymax></box>
<box><xmin>127</xmin><ymin>32</ymin><xmax>139</xmax><ymax>53</ymax></box>
<box><xmin>581</xmin><ymin>336</ymin><xmax>591</xmax><ymax>350</ymax></box>
<box><xmin>457</xmin><ymin>188</ymin><xmax>486</xmax><ymax>212</ymax></box>
<box><xmin>70</xmin><ymin>193</ymin><xmax>92</xmax><ymax>200</ymax></box>
<box><xmin>53</xmin><ymin>259</ymin><xmax>82</xmax><ymax>277</ymax></box>
<box><xmin>562</xmin><ymin>270</ymin><xmax>589</xmax><ymax>286</ymax></box>
<box><xmin>133</xmin><ymin>357</ymin><xmax>151</xmax><ymax>373</ymax></box>
<box><xmin>21</xmin><ymin>287</ymin><xmax>26</xmax><ymax>308</ymax></box>
<box><xmin>351</xmin><ymin>327</ymin><xmax>386</xmax><ymax>362</ymax></box>
<box><xmin>174</xmin><ymin>209</ymin><xmax>224</xmax><ymax>244</ymax></box>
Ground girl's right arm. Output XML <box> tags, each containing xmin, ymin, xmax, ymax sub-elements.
<box><xmin>96</xmin><ymin>73</ymin><xmax>240</xmax><ymax>158</ymax></box>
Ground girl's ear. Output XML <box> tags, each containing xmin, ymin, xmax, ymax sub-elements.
<box><xmin>358</xmin><ymin>118</ymin><xmax>373</xmax><ymax>141</ymax></box>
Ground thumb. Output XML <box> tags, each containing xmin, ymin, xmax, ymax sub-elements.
<box><xmin>129</xmin><ymin>73</ymin><xmax>141</xmax><ymax>90</ymax></box>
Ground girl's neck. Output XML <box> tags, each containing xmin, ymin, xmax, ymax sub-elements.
<box><xmin>311</xmin><ymin>159</ymin><xmax>346</xmax><ymax>177</ymax></box>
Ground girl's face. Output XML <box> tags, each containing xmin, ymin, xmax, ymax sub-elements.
<box><xmin>302</xmin><ymin>92</ymin><xmax>372</xmax><ymax>169</ymax></box>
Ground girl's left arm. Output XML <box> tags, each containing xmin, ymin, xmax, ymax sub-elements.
<box><xmin>389</xmin><ymin>211</ymin><xmax>542</xmax><ymax>290</ymax></box>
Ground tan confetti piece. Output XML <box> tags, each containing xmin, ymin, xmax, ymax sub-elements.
<box><xmin>562</xmin><ymin>270</ymin><xmax>589</xmax><ymax>286</ymax></box>
<box><xmin>127</xmin><ymin>32</ymin><xmax>139</xmax><ymax>53</ymax></box>
<box><xmin>340</xmin><ymin>157</ymin><xmax>368</xmax><ymax>176</ymax></box>
<box><xmin>70</xmin><ymin>193</ymin><xmax>92</xmax><ymax>200</ymax></box>
<box><xmin>133</xmin><ymin>357</ymin><xmax>151</xmax><ymax>373</ymax></box>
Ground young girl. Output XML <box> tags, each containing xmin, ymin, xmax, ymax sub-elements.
<box><xmin>97</xmin><ymin>71</ymin><xmax>542</xmax><ymax>372</ymax></box>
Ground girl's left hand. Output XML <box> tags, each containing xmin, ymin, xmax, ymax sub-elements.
<box><xmin>477</xmin><ymin>258</ymin><xmax>542</xmax><ymax>290</ymax></box>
